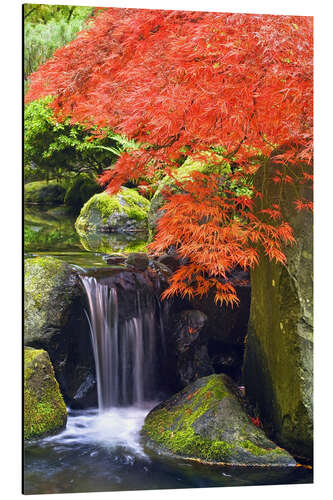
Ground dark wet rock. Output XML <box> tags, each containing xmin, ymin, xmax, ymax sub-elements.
<box><xmin>125</xmin><ymin>252</ymin><xmax>149</xmax><ymax>271</ymax></box>
<box><xmin>189</xmin><ymin>268</ymin><xmax>251</xmax><ymax>346</ymax></box>
<box><xmin>158</xmin><ymin>253</ymin><xmax>180</xmax><ymax>272</ymax></box>
<box><xmin>176</xmin><ymin>344</ymin><xmax>214</xmax><ymax>388</ymax></box>
<box><xmin>103</xmin><ymin>253</ymin><xmax>126</xmax><ymax>265</ymax></box>
<box><xmin>148</xmin><ymin>260</ymin><xmax>173</xmax><ymax>282</ymax></box>
<box><xmin>174</xmin><ymin>310</ymin><xmax>208</xmax><ymax>353</ymax></box>
<box><xmin>211</xmin><ymin>345</ymin><xmax>244</xmax><ymax>375</ymax></box>
<box><xmin>71</xmin><ymin>373</ymin><xmax>97</xmax><ymax>409</ymax></box>
<box><xmin>166</xmin><ymin>309</ymin><xmax>215</xmax><ymax>389</ymax></box>
<box><xmin>243</xmin><ymin>149</ymin><xmax>313</xmax><ymax>460</ymax></box>
<box><xmin>24</xmin><ymin>347</ymin><xmax>67</xmax><ymax>439</ymax></box>
<box><xmin>142</xmin><ymin>374</ymin><xmax>296</xmax><ymax>466</ymax></box>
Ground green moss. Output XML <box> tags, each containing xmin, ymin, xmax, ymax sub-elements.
<box><xmin>24</xmin><ymin>256</ymin><xmax>78</xmax><ymax>344</ymax></box>
<box><xmin>239</xmin><ymin>440</ymin><xmax>269</xmax><ymax>456</ymax></box>
<box><xmin>242</xmin><ymin>157</ymin><xmax>313</xmax><ymax>459</ymax></box>
<box><xmin>89</xmin><ymin>190</ymin><xmax>149</xmax><ymax>223</ymax></box>
<box><xmin>142</xmin><ymin>374</ymin><xmax>233</xmax><ymax>462</ymax></box>
<box><xmin>142</xmin><ymin>374</ymin><xmax>295</xmax><ymax>465</ymax></box>
<box><xmin>24</xmin><ymin>347</ymin><xmax>67</xmax><ymax>440</ymax></box>
<box><xmin>75</xmin><ymin>188</ymin><xmax>150</xmax><ymax>232</ymax></box>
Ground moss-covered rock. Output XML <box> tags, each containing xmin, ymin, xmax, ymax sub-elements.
<box><xmin>242</xmin><ymin>150</ymin><xmax>313</xmax><ymax>460</ymax></box>
<box><xmin>142</xmin><ymin>374</ymin><xmax>295</xmax><ymax>466</ymax></box>
<box><xmin>64</xmin><ymin>174</ymin><xmax>103</xmax><ymax>213</ymax></box>
<box><xmin>24</xmin><ymin>256</ymin><xmax>96</xmax><ymax>408</ymax></box>
<box><xmin>24</xmin><ymin>180</ymin><xmax>66</xmax><ymax>205</ymax></box>
<box><xmin>24</xmin><ymin>347</ymin><xmax>67</xmax><ymax>439</ymax></box>
<box><xmin>24</xmin><ymin>256</ymin><xmax>80</xmax><ymax>345</ymax></box>
<box><xmin>148</xmin><ymin>152</ymin><xmax>231</xmax><ymax>233</ymax></box>
<box><xmin>75</xmin><ymin>188</ymin><xmax>150</xmax><ymax>234</ymax></box>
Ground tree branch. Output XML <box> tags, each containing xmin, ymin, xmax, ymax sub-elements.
<box><xmin>24</xmin><ymin>7</ymin><xmax>38</xmax><ymax>20</ymax></box>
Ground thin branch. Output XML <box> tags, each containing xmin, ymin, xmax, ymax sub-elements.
<box><xmin>24</xmin><ymin>7</ymin><xmax>38</xmax><ymax>20</ymax></box>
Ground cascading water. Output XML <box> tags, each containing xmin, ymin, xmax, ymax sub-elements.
<box><xmin>80</xmin><ymin>275</ymin><xmax>163</xmax><ymax>412</ymax></box>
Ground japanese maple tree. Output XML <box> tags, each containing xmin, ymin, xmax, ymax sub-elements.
<box><xmin>26</xmin><ymin>7</ymin><xmax>313</xmax><ymax>305</ymax></box>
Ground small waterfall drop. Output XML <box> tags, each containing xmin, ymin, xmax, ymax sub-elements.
<box><xmin>80</xmin><ymin>275</ymin><xmax>162</xmax><ymax>412</ymax></box>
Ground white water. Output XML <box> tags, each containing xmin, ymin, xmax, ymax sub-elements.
<box><xmin>80</xmin><ymin>275</ymin><xmax>161</xmax><ymax>411</ymax></box>
<box><xmin>45</xmin><ymin>275</ymin><xmax>165</xmax><ymax>461</ymax></box>
<box><xmin>43</xmin><ymin>406</ymin><xmax>156</xmax><ymax>458</ymax></box>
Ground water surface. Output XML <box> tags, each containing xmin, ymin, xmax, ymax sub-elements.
<box><xmin>24</xmin><ymin>407</ymin><xmax>312</xmax><ymax>495</ymax></box>
<box><xmin>24</xmin><ymin>204</ymin><xmax>148</xmax><ymax>266</ymax></box>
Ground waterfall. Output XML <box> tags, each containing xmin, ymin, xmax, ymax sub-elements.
<box><xmin>80</xmin><ymin>275</ymin><xmax>162</xmax><ymax>412</ymax></box>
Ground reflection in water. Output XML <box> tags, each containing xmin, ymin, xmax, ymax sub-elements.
<box><xmin>76</xmin><ymin>226</ymin><xmax>147</xmax><ymax>254</ymax></box>
<box><xmin>24</xmin><ymin>204</ymin><xmax>149</xmax><ymax>258</ymax></box>
<box><xmin>24</xmin><ymin>205</ymin><xmax>81</xmax><ymax>252</ymax></box>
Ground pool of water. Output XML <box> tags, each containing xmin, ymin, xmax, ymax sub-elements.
<box><xmin>24</xmin><ymin>407</ymin><xmax>313</xmax><ymax>495</ymax></box>
<box><xmin>24</xmin><ymin>204</ymin><xmax>148</xmax><ymax>266</ymax></box>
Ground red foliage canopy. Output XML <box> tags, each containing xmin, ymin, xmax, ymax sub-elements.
<box><xmin>26</xmin><ymin>8</ymin><xmax>313</xmax><ymax>305</ymax></box>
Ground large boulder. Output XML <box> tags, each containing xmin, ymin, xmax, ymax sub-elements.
<box><xmin>24</xmin><ymin>256</ymin><xmax>96</xmax><ymax>408</ymax></box>
<box><xmin>168</xmin><ymin>310</ymin><xmax>215</xmax><ymax>388</ymax></box>
<box><xmin>242</xmin><ymin>149</ymin><xmax>313</xmax><ymax>460</ymax></box>
<box><xmin>24</xmin><ymin>347</ymin><xmax>67</xmax><ymax>439</ymax></box>
<box><xmin>142</xmin><ymin>374</ymin><xmax>295</xmax><ymax>466</ymax></box>
<box><xmin>24</xmin><ymin>180</ymin><xmax>66</xmax><ymax>205</ymax></box>
<box><xmin>24</xmin><ymin>256</ymin><xmax>81</xmax><ymax>345</ymax></box>
<box><xmin>75</xmin><ymin>188</ymin><xmax>150</xmax><ymax>234</ymax></box>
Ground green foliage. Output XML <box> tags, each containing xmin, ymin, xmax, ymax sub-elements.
<box><xmin>24</xmin><ymin>4</ymin><xmax>94</xmax><ymax>87</ymax></box>
<box><xmin>24</xmin><ymin>96</ymin><xmax>127</xmax><ymax>182</ymax></box>
<box><xmin>24</xmin><ymin>180</ymin><xmax>66</xmax><ymax>205</ymax></box>
<box><xmin>64</xmin><ymin>174</ymin><xmax>103</xmax><ymax>213</ymax></box>
<box><xmin>24</xmin><ymin>4</ymin><xmax>93</xmax><ymax>25</ymax></box>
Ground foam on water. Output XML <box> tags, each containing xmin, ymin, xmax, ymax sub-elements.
<box><xmin>43</xmin><ymin>405</ymin><xmax>157</xmax><ymax>458</ymax></box>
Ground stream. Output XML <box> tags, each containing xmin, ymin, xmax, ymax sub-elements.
<box><xmin>24</xmin><ymin>206</ymin><xmax>313</xmax><ymax>494</ymax></box>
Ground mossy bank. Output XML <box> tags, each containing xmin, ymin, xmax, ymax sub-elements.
<box><xmin>142</xmin><ymin>374</ymin><xmax>295</xmax><ymax>466</ymax></box>
<box><xmin>75</xmin><ymin>188</ymin><xmax>150</xmax><ymax>234</ymax></box>
<box><xmin>24</xmin><ymin>347</ymin><xmax>67</xmax><ymax>439</ymax></box>
<box><xmin>24</xmin><ymin>180</ymin><xmax>66</xmax><ymax>205</ymax></box>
